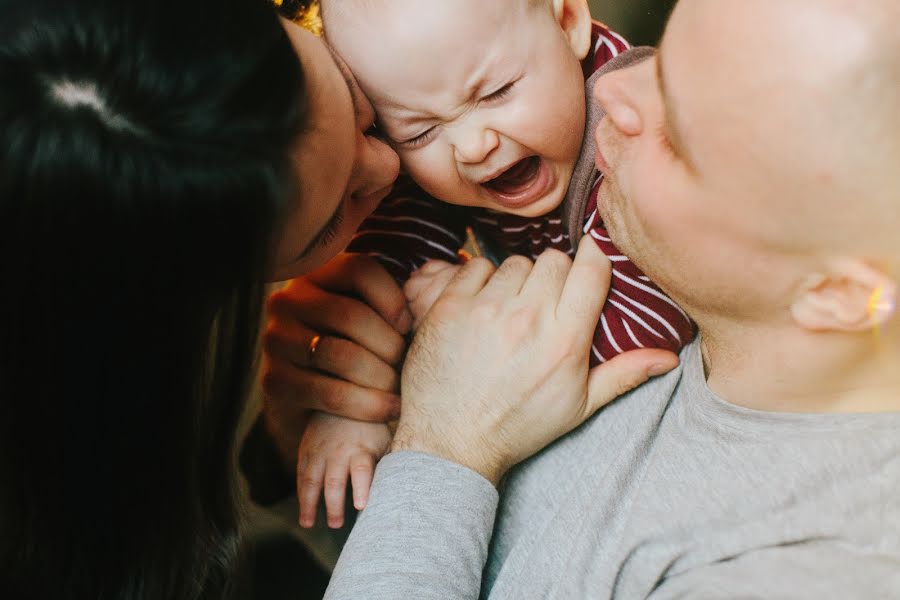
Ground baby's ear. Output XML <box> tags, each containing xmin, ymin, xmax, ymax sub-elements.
<box><xmin>553</xmin><ymin>0</ymin><xmax>592</xmax><ymax>60</ymax></box>
<box><xmin>790</xmin><ymin>259</ymin><xmax>897</xmax><ymax>333</ymax></box>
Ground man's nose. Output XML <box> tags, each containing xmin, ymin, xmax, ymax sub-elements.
<box><xmin>452</xmin><ymin>124</ymin><xmax>500</xmax><ymax>165</ymax></box>
<box><xmin>592</xmin><ymin>47</ymin><xmax>656</xmax><ymax>138</ymax></box>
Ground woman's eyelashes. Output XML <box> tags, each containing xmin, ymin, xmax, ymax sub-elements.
<box><xmin>317</xmin><ymin>203</ymin><xmax>345</xmax><ymax>249</ymax></box>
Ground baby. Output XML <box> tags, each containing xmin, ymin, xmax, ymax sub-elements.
<box><xmin>296</xmin><ymin>0</ymin><xmax>694</xmax><ymax>529</ymax></box>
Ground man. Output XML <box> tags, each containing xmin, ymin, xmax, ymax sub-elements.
<box><xmin>259</xmin><ymin>0</ymin><xmax>900</xmax><ymax>596</ymax></box>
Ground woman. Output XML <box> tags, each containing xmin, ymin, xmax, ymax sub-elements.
<box><xmin>0</xmin><ymin>0</ymin><xmax>663</xmax><ymax>597</ymax></box>
<box><xmin>0</xmin><ymin>0</ymin><xmax>396</xmax><ymax>597</ymax></box>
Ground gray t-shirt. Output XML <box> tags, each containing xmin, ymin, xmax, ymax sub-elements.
<box><xmin>326</xmin><ymin>340</ymin><xmax>900</xmax><ymax>598</ymax></box>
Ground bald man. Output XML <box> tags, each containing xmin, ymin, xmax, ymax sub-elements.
<box><xmin>321</xmin><ymin>0</ymin><xmax>900</xmax><ymax>597</ymax></box>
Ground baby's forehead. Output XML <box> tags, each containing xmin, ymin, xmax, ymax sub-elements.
<box><xmin>322</xmin><ymin>0</ymin><xmax>545</xmax><ymax>25</ymax></box>
<box><xmin>321</xmin><ymin>0</ymin><xmax>551</xmax><ymax>111</ymax></box>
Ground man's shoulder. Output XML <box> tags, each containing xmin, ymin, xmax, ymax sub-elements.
<box><xmin>519</xmin><ymin>342</ymin><xmax>693</xmax><ymax>471</ymax></box>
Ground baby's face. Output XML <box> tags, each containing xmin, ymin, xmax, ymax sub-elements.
<box><xmin>325</xmin><ymin>0</ymin><xmax>588</xmax><ymax>217</ymax></box>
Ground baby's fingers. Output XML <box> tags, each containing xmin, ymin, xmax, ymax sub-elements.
<box><xmin>323</xmin><ymin>453</ymin><xmax>351</xmax><ymax>529</ymax></box>
<box><xmin>349</xmin><ymin>452</ymin><xmax>376</xmax><ymax>510</ymax></box>
<box><xmin>405</xmin><ymin>261</ymin><xmax>456</xmax><ymax>302</ymax></box>
<box><xmin>406</xmin><ymin>263</ymin><xmax>461</xmax><ymax>326</ymax></box>
<box><xmin>297</xmin><ymin>454</ymin><xmax>325</xmax><ymax>529</ymax></box>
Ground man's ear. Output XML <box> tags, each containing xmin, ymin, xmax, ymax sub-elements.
<box><xmin>790</xmin><ymin>259</ymin><xmax>897</xmax><ymax>332</ymax></box>
<box><xmin>552</xmin><ymin>0</ymin><xmax>592</xmax><ymax>60</ymax></box>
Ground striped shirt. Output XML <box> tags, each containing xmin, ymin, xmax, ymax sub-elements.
<box><xmin>348</xmin><ymin>22</ymin><xmax>695</xmax><ymax>365</ymax></box>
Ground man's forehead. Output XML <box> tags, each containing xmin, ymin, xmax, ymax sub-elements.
<box><xmin>660</xmin><ymin>1</ymin><xmax>871</xmax><ymax>146</ymax></box>
<box><xmin>658</xmin><ymin>0</ymin><xmax>889</xmax><ymax>211</ymax></box>
<box><xmin>667</xmin><ymin>0</ymin><xmax>871</xmax><ymax>84</ymax></box>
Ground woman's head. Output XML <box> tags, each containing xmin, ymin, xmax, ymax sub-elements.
<box><xmin>272</xmin><ymin>18</ymin><xmax>399</xmax><ymax>279</ymax></box>
<box><xmin>0</xmin><ymin>0</ymin><xmax>394</xmax><ymax>597</ymax></box>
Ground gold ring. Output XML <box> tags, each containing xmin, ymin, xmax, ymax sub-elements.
<box><xmin>308</xmin><ymin>335</ymin><xmax>321</xmax><ymax>359</ymax></box>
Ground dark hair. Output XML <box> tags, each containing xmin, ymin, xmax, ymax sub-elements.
<box><xmin>0</xmin><ymin>0</ymin><xmax>307</xmax><ymax>597</ymax></box>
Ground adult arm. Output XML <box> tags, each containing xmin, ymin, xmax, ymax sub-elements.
<box><xmin>326</xmin><ymin>238</ymin><xmax>679</xmax><ymax>598</ymax></box>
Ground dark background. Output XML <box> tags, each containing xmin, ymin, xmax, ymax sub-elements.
<box><xmin>589</xmin><ymin>0</ymin><xmax>676</xmax><ymax>45</ymax></box>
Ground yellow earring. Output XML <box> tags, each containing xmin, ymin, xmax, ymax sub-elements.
<box><xmin>867</xmin><ymin>282</ymin><xmax>897</xmax><ymax>327</ymax></box>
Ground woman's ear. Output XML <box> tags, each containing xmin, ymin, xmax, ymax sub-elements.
<box><xmin>553</xmin><ymin>0</ymin><xmax>592</xmax><ymax>60</ymax></box>
<box><xmin>790</xmin><ymin>259</ymin><xmax>897</xmax><ymax>332</ymax></box>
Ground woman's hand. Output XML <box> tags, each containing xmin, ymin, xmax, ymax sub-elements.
<box><xmin>394</xmin><ymin>237</ymin><xmax>679</xmax><ymax>485</ymax></box>
<box><xmin>260</xmin><ymin>253</ymin><xmax>412</xmax><ymax>472</ymax></box>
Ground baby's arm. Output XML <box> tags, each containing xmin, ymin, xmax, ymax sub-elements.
<box><xmin>296</xmin><ymin>412</ymin><xmax>391</xmax><ymax>529</ymax></box>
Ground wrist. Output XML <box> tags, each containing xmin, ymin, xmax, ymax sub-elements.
<box><xmin>390</xmin><ymin>426</ymin><xmax>505</xmax><ymax>486</ymax></box>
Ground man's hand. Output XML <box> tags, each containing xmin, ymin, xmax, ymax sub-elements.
<box><xmin>260</xmin><ymin>253</ymin><xmax>412</xmax><ymax>472</ymax></box>
<box><xmin>394</xmin><ymin>237</ymin><xmax>679</xmax><ymax>485</ymax></box>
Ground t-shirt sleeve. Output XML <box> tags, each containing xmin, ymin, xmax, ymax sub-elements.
<box><xmin>647</xmin><ymin>539</ymin><xmax>900</xmax><ymax>600</ymax></box>
<box><xmin>347</xmin><ymin>179</ymin><xmax>470</xmax><ymax>284</ymax></box>
<box><xmin>325</xmin><ymin>451</ymin><xmax>500</xmax><ymax>600</ymax></box>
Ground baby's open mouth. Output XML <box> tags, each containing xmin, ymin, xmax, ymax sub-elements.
<box><xmin>483</xmin><ymin>156</ymin><xmax>542</xmax><ymax>196</ymax></box>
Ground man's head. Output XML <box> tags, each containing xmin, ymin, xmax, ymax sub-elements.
<box><xmin>323</xmin><ymin>0</ymin><xmax>593</xmax><ymax>217</ymax></box>
<box><xmin>594</xmin><ymin>0</ymin><xmax>900</xmax><ymax>337</ymax></box>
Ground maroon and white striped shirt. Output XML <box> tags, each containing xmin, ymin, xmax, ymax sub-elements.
<box><xmin>349</xmin><ymin>22</ymin><xmax>695</xmax><ymax>365</ymax></box>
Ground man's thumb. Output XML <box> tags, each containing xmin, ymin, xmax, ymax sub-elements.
<box><xmin>584</xmin><ymin>350</ymin><xmax>679</xmax><ymax>417</ymax></box>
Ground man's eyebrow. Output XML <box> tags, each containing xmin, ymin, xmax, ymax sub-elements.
<box><xmin>656</xmin><ymin>46</ymin><xmax>697</xmax><ymax>172</ymax></box>
<box><xmin>294</xmin><ymin>197</ymin><xmax>345</xmax><ymax>261</ymax></box>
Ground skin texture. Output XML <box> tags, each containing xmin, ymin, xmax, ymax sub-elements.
<box><xmin>323</xmin><ymin>0</ymin><xmax>591</xmax><ymax>217</ymax></box>
<box><xmin>268</xmin><ymin>0</ymin><xmax>900</xmax><ymax>531</ymax></box>
<box><xmin>258</xmin><ymin>22</ymin><xmax>407</xmax><ymax>499</ymax></box>
<box><xmin>271</xmin><ymin>20</ymin><xmax>399</xmax><ymax>280</ymax></box>
<box><xmin>360</xmin><ymin>0</ymin><xmax>900</xmax><ymax>483</ymax></box>
<box><xmin>293</xmin><ymin>0</ymin><xmax>594</xmax><ymax>527</ymax></box>
<box><xmin>394</xmin><ymin>240</ymin><xmax>677</xmax><ymax>484</ymax></box>
<box><xmin>592</xmin><ymin>0</ymin><xmax>900</xmax><ymax>414</ymax></box>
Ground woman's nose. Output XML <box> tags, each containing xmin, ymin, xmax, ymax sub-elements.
<box><xmin>351</xmin><ymin>131</ymin><xmax>400</xmax><ymax>198</ymax></box>
<box><xmin>354</xmin><ymin>87</ymin><xmax>377</xmax><ymax>134</ymax></box>
<box><xmin>453</xmin><ymin>125</ymin><xmax>500</xmax><ymax>165</ymax></box>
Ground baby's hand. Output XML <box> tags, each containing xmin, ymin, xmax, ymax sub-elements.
<box><xmin>296</xmin><ymin>412</ymin><xmax>391</xmax><ymax>529</ymax></box>
<box><xmin>404</xmin><ymin>260</ymin><xmax>461</xmax><ymax>328</ymax></box>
